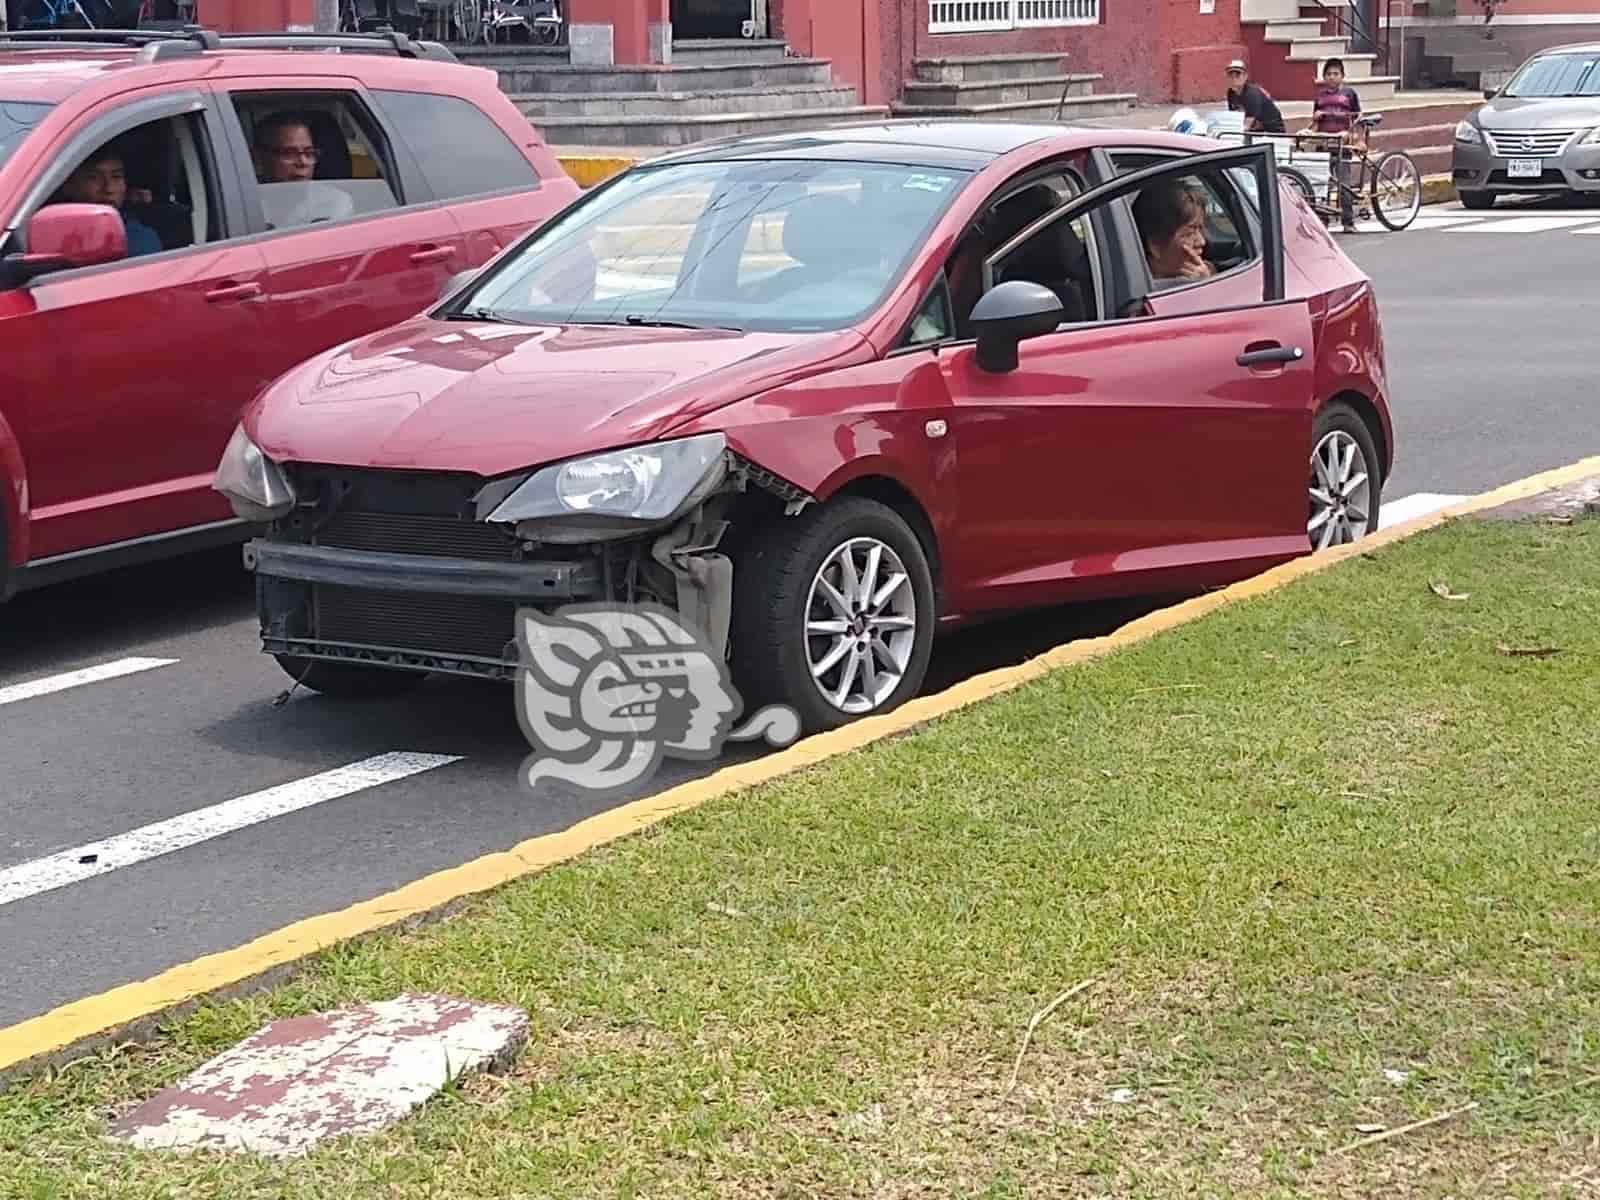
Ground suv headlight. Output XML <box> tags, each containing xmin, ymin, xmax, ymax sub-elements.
<box><xmin>1454</xmin><ymin>120</ymin><xmax>1482</xmax><ymax>144</ymax></box>
<box><xmin>212</xmin><ymin>424</ymin><xmax>295</xmax><ymax>522</ymax></box>
<box><xmin>483</xmin><ymin>432</ymin><xmax>728</xmax><ymax>543</ymax></box>
<box><xmin>1581</xmin><ymin>125</ymin><xmax>1600</xmax><ymax>145</ymax></box>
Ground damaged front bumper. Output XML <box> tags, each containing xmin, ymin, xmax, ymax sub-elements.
<box><xmin>247</xmin><ymin>453</ymin><xmax>808</xmax><ymax>681</ymax></box>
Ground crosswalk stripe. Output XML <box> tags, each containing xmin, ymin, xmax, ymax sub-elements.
<box><xmin>1446</xmin><ymin>216</ymin><xmax>1600</xmax><ymax>233</ymax></box>
<box><xmin>0</xmin><ymin>752</ymin><xmax>463</xmax><ymax>909</ymax></box>
<box><xmin>0</xmin><ymin>657</ymin><xmax>179</xmax><ymax>707</ymax></box>
<box><xmin>1379</xmin><ymin>492</ymin><xmax>1470</xmax><ymax>530</ymax></box>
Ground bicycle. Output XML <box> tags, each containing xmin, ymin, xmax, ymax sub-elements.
<box><xmin>1276</xmin><ymin>114</ymin><xmax>1422</xmax><ymax>232</ymax></box>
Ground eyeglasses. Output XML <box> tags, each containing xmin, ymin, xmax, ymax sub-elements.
<box><xmin>272</xmin><ymin>146</ymin><xmax>319</xmax><ymax>161</ymax></box>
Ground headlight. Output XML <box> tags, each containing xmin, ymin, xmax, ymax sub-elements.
<box><xmin>484</xmin><ymin>432</ymin><xmax>728</xmax><ymax>543</ymax></box>
<box><xmin>1582</xmin><ymin>125</ymin><xmax>1600</xmax><ymax>145</ymax></box>
<box><xmin>211</xmin><ymin>424</ymin><xmax>295</xmax><ymax>522</ymax></box>
<box><xmin>1454</xmin><ymin>120</ymin><xmax>1482</xmax><ymax>144</ymax></box>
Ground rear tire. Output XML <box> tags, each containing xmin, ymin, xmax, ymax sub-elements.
<box><xmin>1281</xmin><ymin>165</ymin><xmax>1318</xmax><ymax>210</ymax></box>
<box><xmin>273</xmin><ymin>655</ymin><xmax>427</xmax><ymax>699</ymax></box>
<box><xmin>1458</xmin><ymin>189</ymin><xmax>1495</xmax><ymax>210</ymax></box>
<box><xmin>1309</xmin><ymin>402</ymin><xmax>1383</xmax><ymax>551</ymax></box>
<box><xmin>729</xmin><ymin>497</ymin><xmax>936</xmax><ymax>736</ymax></box>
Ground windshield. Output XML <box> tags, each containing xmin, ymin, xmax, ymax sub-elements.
<box><xmin>1502</xmin><ymin>52</ymin><xmax>1600</xmax><ymax>98</ymax></box>
<box><xmin>0</xmin><ymin>101</ymin><xmax>52</xmax><ymax>173</ymax></box>
<box><xmin>456</xmin><ymin>157</ymin><xmax>971</xmax><ymax>333</ymax></box>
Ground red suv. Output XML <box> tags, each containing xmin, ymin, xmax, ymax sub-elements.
<box><xmin>0</xmin><ymin>28</ymin><xmax>579</xmax><ymax>603</ymax></box>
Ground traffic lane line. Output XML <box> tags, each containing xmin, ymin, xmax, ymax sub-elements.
<box><xmin>0</xmin><ymin>657</ymin><xmax>179</xmax><ymax>706</ymax></box>
<box><xmin>6</xmin><ymin>452</ymin><xmax>1599</xmax><ymax>1086</ymax></box>
<box><xmin>0</xmin><ymin>741</ymin><xmax>767</xmax><ymax>1029</ymax></box>
<box><xmin>0</xmin><ymin>752</ymin><xmax>462</xmax><ymax>911</ymax></box>
<box><xmin>0</xmin><ymin>544</ymin><xmax>253</xmax><ymax>686</ymax></box>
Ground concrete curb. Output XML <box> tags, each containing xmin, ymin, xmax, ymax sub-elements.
<box><xmin>1422</xmin><ymin>172</ymin><xmax>1457</xmax><ymax>205</ymax></box>
<box><xmin>4</xmin><ymin>459</ymin><xmax>1595</xmax><ymax>1092</ymax></box>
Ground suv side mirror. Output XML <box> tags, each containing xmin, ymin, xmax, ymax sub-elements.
<box><xmin>970</xmin><ymin>280</ymin><xmax>1064</xmax><ymax>373</ymax></box>
<box><xmin>6</xmin><ymin>203</ymin><xmax>127</xmax><ymax>283</ymax></box>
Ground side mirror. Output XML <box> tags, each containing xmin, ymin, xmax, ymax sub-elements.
<box><xmin>970</xmin><ymin>280</ymin><xmax>1064</xmax><ymax>373</ymax></box>
<box><xmin>5</xmin><ymin>204</ymin><xmax>127</xmax><ymax>283</ymax></box>
<box><xmin>1484</xmin><ymin>87</ymin><xmax>1498</xmax><ymax>100</ymax></box>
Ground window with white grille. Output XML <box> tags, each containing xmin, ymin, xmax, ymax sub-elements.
<box><xmin>929</xmin><ymin>0</ymin><xmax>1099</xmax><ymax>33</ymax></box>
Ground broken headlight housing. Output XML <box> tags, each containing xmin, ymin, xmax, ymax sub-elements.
<box><xmin>482</xmin><ymin>432</ymin><xmax>728</xmax><ymax>543</ymax></box>
<box><xmin>212</xmin><ymin>424</ymin><xmax>295</xmax><ymax>523</ymax></box>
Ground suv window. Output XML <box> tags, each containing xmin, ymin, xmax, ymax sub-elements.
<box><xmin>30</xmin><ymin>112</ymin><xmax>225</xmax><ymax>259</ymax></box>
<box><xmin>370</xmin><ymin>90</ymin><xmax>539</xmax><ymax>200</ymax></box>
<box><xmin>0</xmin><ymin>100</ymin><xmax>52</xmax><ymax>173</ymax></box>
<box><xmin>230</xmin><ymin>92</ymin><xmax>402</xmax><ymax>230</ymax></box>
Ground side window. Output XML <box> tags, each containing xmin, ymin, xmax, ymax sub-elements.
<box><xmin>36</xmin><ymin>112</ymin><xmax>226</xmax><ymax>259</ymax></box>
<box><xmin>1121</xmin><ymin>167</ymin><xmax>1257</xmax><ymax>292</ymax></box>
<box><xmin>230</xmin><ymin>92</ymin><xmax>402</xmax><ymax>231</ymax></box>
<box><xmin>984</xmin><ymin>170</ymin><xmax>1101</xmax><ymax>325</ymax></box>
<box><xmin>903</xmin><ymin>275</ymin><xmax>954</xmax><ymax>347</ymax></box>
<box><xmin>369</xmin><ymin>90</ymin><xmax>540</xmax><ymax>201</ymax></box>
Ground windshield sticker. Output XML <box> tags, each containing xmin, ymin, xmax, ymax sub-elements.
<box><xmin>903</xmin><ymin>174</ymin><xmax>951</xmax><ymax>193</ymax></box>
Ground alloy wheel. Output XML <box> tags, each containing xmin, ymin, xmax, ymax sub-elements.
<box><xmin>1308</xmin><ymin>430</ymin><xmax>1372</xmax><ymax>549</ymax></box>
<box><xmin>804</xmin><ymin>536</ymin><xmax>918</xmax><ymax>714</ymax></box>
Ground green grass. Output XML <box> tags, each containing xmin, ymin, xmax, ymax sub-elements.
<box><xmin>5</xmin><ymin>515</ymin><xmax>1600</xmax><ymax>1198</ymax></box>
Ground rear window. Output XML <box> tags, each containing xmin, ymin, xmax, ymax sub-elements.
<box><xmin>370</xmin><ymin>90</ymin><xmax>540</xmax><ymax>199</ymax></box>
<box><xmin>0</xmin><ymin>101</ymin><xmax>53</xmax><ymax>172</ymax></box>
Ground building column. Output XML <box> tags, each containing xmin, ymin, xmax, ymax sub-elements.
<box><xmin>566</xmin><ymin>0</ymin><xmax>672</xmax><ymax>66</ymax></box>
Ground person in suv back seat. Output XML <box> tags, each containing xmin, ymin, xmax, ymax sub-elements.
<box><xmin>253</xmin><ymin>111</ymin><xmax>355</xmax><ymax>227</ymax></box>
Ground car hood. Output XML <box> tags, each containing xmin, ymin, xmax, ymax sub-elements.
<box><xmin>247</xmin><ymin>316</ymin><xmax>872</xmax><ymax>478</ymax></box>
<box><xmin>1477</xmin><ymin>97</ymin><xmax>1600</xmax><ymax>128</ymax></box>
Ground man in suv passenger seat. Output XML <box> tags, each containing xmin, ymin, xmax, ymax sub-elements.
<box><xmin>253</xmin><ymin>111</ymin><xmax>355</xmax><ymax>227</ymax></box>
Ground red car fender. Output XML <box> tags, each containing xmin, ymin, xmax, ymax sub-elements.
<box><xmin>1313</xmin><ymin>281</ymin><xmax>1394</xmax><ymax>480</ymax></box>
<box><xmin>0</xmin><ymin>405</ymin><xmax>29</xmax><ymax>575</ymax></box>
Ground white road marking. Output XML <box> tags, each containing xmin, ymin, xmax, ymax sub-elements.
<box><xmin>1379</xmin><ymin>492</ymin><xmax>1470</xmax><ymax>530</ymax></box>
<box><xmin>0</xmin><ymin>657</ymin><xmax>179</xmax><ymax>708</ymax></box>
<box><xmin>0</xmin><ymin>752</ymin><xmax>463</xmax><ymax>909</ymax></box>
<box><xmin>1447</xmin><ymin>216</ymin><xmax>1600</xmax><ymax>233</ymax></box>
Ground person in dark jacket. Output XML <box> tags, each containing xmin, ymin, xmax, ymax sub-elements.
<box><xmin>1225</xmin><ymin>60</ymin><xmax>1285</xmax><ymax>133</ymax></box>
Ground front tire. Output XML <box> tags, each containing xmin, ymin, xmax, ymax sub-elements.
<box><xmin>1458</xmin><ymin>189</ymin><xmax>1495</xmax><ymax>210</ymax></box>
<box><xmin>273</xmin><ymin>655</ymin><xmax>427</xmax><ymax>699</ymax></box>
<box><xmin>1371</xmin><ymin>151</ymin><xmax>1422</xmax><ymax>230</ymax></box>
<box><xmin>1309</xmin><ymin>402</ymin><xmax>1382</xmax><ymax>551</ymax></box>
<box><xmin>729</xmin><ymin>497</ymin><xmax>936</xmax><ymax>735</ymax></box>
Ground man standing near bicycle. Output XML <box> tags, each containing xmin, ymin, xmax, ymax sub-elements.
<box><xmin>1305</xmin><ymin>58</ymin><xmax>1364</xmax><ymax>233</ymax></box>
<box><xmin>1224</xmin><ymin>59</ymin><xmax>1286</xmax><ymax>134</ymax></box>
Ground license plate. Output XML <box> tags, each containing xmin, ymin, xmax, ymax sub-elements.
<box><xmin>1507</xmin><ymin>158</ymin><xmax>1544</xmax><ymax>178</ymax></box>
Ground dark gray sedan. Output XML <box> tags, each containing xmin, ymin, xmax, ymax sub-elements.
<box><xmin>1451</xmin><ymin>42</ymin><xmax>1600</xmax><ymax>208</ymax></box>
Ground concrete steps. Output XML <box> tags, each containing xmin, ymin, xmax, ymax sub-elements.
<box><xmin>893</xmin><ymin>52</ymin><xmax>1137</xmax><ymax>124</ymax></box>
<box><xmin>531</xmin><ymin>104</ymin><xmax>892</xmax><ymax>147</ymax></box>
<box><xmin>515</xmin><ymin>83</ymin><xmax>861</xmax><ymax>119</ymax></box>
<box><xmin>490</xmin><ymin>57</ymin><xmax>834</xmax><ymax>93</ymax></box>
<box><xmin>670</xmin><ymin>38</ymin><xmax>789</xmax><ymax>65</ymax></box>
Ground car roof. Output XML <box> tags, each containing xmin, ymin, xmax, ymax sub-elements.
<box><xmin>643</xmin><ymin>119</ymin><xmax>1200</xmax><ymax>172</ymax></box>
<box><xmin>0</xmin><ymin>31</ymin><xmax>463</xmax><ymax>103</ymax></box>
<box><xmin>1523</xmin><ymin>40</ymin><xmax>1600</xmax><ymax>56</ymax></box>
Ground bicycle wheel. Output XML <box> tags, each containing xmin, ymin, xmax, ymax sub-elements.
<box><xmin>1369</xmin><ymin>151</ymin><xmax>1422</xmax><ymax>230</ymax></box>
<box><xmin>1280</xmin><ymin>165</ymin><xmax>1317</xmax><ymax>209</ymax></box>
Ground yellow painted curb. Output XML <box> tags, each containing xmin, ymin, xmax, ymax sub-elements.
<box><xmin>1421</xmin><ymin>172</ymin><xmax>1457</xmax><ymax>205</ymax></box>
<box><xmin>557</xmin><ymin>155</ymin><xmax>638</xmax><ymax>188</ymax></box>
<box><xmin>4</xmin><ymin>452</ymin><xmax>1600</xmax><ymax>1087</ymax></box>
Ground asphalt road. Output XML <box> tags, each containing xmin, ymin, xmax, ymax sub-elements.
<box><xmin>2</xmin><ymin>198</ymin><xmax>1597</xmax><ymax>1030</ymax></box>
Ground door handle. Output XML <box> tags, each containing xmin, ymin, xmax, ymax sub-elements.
<box><xmin>205</xmin><ymin>281</ymin><xmax>262</xmax><ymax>303</ymax></box>
<box><xmin>1236</xmin><ymin>344</ymin><xmax>1304</xmax><ymax>367</ymax></box>
<box><xmin>409</xmin><ymin>245</ymin><xmax>454</xmax><ymax>265</ymax></box>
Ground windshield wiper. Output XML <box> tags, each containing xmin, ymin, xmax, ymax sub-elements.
<box><xmin>615</xmin><ymin>315</ymin><xmax>745</xmax><ymax>332</ymax></box>
<box><xmin>444</xmin><ymin>307</ymin><xmax>528</xmax><ymax>325</ymax></box>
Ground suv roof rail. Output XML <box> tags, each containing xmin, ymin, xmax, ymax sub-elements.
<box><xmin>0</xmin><ymin>25</ymin><xmax>458</xmax><ymax>64</ymax></box>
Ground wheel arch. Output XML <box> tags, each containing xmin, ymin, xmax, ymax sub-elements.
<box><xmin>1320</xmin><ymin>388</ymin><xmax>1390</xmax><ymax>486</ymax></box>
<box><xmin>823</xmin><ymin>473</ymin><xmax>945</xmax><ymax>616</ymax></box>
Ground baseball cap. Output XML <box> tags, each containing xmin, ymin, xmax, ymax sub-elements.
<box><xmin>1226</xmin><ymin>59</ymin><xmax>1247</xmax><ymax>72</ymax></box>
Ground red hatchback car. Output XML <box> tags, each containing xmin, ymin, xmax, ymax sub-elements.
<box><xmin>0</xmin><ymin>28</ymin><xmax>578</xmax><ymax>602</ymax></box>
<box><xmin>222</xmin><ymin>121</ymin><xmax>1393</xmax><ymax>734</ymax></box>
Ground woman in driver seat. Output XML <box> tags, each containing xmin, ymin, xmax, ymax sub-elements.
<box><xmin>1131</xmin><ymin>179</ymin><xmax>1214</xmax><ymax>286</ymax></box>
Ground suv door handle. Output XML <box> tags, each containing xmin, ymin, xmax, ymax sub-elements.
<box><xmin>1236</xmin><ymin>344</ymin><xmax>1303</xmax><ymax>367</ymax></box>
<box><xmin>409</xmin><ymin>245</ymin><xmax>454</xmax><ymax>265</ymax></box>
<box><xmin>205</xmin><ymin>281</ymin><xmax>262</xmax><ymax>303</ymax></box>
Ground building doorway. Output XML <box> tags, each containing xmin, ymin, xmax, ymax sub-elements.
<box><xmin>671</xmin><ymin>0</ymin><xmax>750</xmax><ymax>39</ymax></box>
